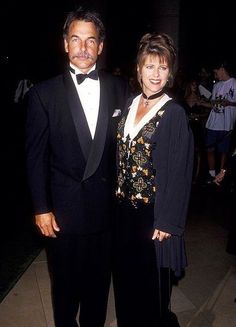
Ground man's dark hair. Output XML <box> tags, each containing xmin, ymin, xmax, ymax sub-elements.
<box><xmin>63</xmin><ymin>7</ymin><xmax>105</xmax><ymax>43</ymax></box>
<box><xmin>212</xmin><ymin>59</ymin><xmax>236</xmax><ymax>77</ymax></box>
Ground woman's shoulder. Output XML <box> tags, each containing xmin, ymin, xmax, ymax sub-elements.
<box><xmin>165</xmin><ymin>98</ymin><xmax>187</xmax><ymax>117</ymax></box>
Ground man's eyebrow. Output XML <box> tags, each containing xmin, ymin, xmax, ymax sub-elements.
<box><xmin>70</xmin><ymin>35</ymin><xmax>97</xmax><ymax>40</ymax></box>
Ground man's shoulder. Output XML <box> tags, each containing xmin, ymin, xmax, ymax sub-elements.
<box><xmin>33</xmin><ymin>74</ymin><xmax>63</xmax><ymax>90</ymax></box>
<box><xmin>28</xmin><ymin>75</ymin><xmax>64</xmax><ymax>99</ymax></box>
<box><xmin>27</xmin><ymin>74</ymin><xmax>64</xmax><ymax>102</ymax></box>
<box><xmin>229</xmin><ymin>77</ymin><xmax>236</xmax><ymax>86</ymax></box>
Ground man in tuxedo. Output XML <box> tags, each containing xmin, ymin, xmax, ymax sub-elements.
<box><xmin>26</xmin><ymin>7</ymin><xmax>129</xmax><ymax>327</ymax></box>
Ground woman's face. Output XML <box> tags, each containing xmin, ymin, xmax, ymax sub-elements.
<box><xmin>138</xmin><ymin>54</ymin><xmax>170</xmax><ymax>96</ymax></box>
<box><xmin>190</xmin><ymin>81</ymin><xmax>198</xmax><ymax>92</ymax></box>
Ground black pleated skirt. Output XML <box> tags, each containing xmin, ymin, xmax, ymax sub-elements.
<box><xmin>112</xmin><ymin>200</ymin><xmax>185</xmax><ymax>326</ymax></box>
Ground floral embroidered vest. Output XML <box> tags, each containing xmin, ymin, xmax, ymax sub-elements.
<box><xmin>116</xmin><ymin>107</ymin><xmax>166</xmax><ymax>207</ymax></box>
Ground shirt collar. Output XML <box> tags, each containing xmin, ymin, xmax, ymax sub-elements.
<box><xmin>69</xmin><ymin>63</ymin><xmax>97</xmax><ymax>75</ymax></box>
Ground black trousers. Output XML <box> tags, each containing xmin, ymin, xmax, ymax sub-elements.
<box><xmin>46</xmin><ymin>231</ymin><xmax>111</xmax><ymax>327</ymax></box>
<box><xmin>112</xmin><ymin>201</ymin><xmax>174</xmax><ymax>327</ymax></box>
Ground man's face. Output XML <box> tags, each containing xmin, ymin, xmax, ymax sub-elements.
<box><xmin>64</xmin><ymin>20</ymin><xmax>103</xmax><ymax>73</ymax></box>
<box><xmin>213</xmin><ymin>67</ymin><xmax>224</xmax><ymax>81</ymax></box>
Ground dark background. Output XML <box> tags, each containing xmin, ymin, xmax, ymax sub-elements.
<box><xmin>1</xmin><ymin>0</ymin><xmax>236</xmax><ymax>83</ymax></box>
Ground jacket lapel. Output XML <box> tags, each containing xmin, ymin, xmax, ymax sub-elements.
<box><xmin>82</xmin><ymin>73</ymin><xmax>109</xmax><ymax>181</ymax></box>
<box><xmin>64</xmin><ymin>72</ymin><xmax>92</xmax><ymax>161</ymax></box>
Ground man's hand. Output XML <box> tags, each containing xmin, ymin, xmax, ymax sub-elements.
<box><xmin>35</xmin><ymin>212</ymin><xmax>60</xmax><ymax>238</ymax></box>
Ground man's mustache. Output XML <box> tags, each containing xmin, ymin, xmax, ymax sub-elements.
<box><xmin>72</xmin><ymin>52</ymin><xmax>93</xmax><ymax>60</ymax></box>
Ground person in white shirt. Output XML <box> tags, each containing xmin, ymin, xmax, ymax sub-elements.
<box><xmin>205</xmin><ymin>60</ymin><xmax>236</xmax><ymax>183</ymax></box>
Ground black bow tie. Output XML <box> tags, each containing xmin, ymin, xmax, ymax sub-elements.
<box><xmin>76</xmin><ymin>70</ymin><xmax>98</xmax><ymax>84</ymax></box>
<box><xmin>69</xmin><ymin>66</ymin><xmax>98</xmax><ymax>84</ymax></box>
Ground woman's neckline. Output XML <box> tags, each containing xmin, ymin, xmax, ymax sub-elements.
<box><xmin>142</xmin><ymin>88</ymin><xmax>165</xmax><ymax>107</ymax></box>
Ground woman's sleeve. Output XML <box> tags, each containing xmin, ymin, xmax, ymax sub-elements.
<box><xmin>153</xmin><ymin>104</ymin><xmax>194</xmax><ymax>235</ymax></box>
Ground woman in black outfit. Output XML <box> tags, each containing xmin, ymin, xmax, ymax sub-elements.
<box><xmin>112</xmin><ymin>33</ymin><xmax>194</xmax><ymax>327</ymax></box>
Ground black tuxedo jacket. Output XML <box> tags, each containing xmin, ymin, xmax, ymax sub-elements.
<box><xmin>26</xmin><ymin>69</ymin><xmax>129</xmax><ymax>234</ymax></box>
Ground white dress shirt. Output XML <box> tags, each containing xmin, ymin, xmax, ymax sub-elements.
<box><xmin>70</xmin><ymin>64</ymin><xmax>100</xmax><ymax>139</ymax></box>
